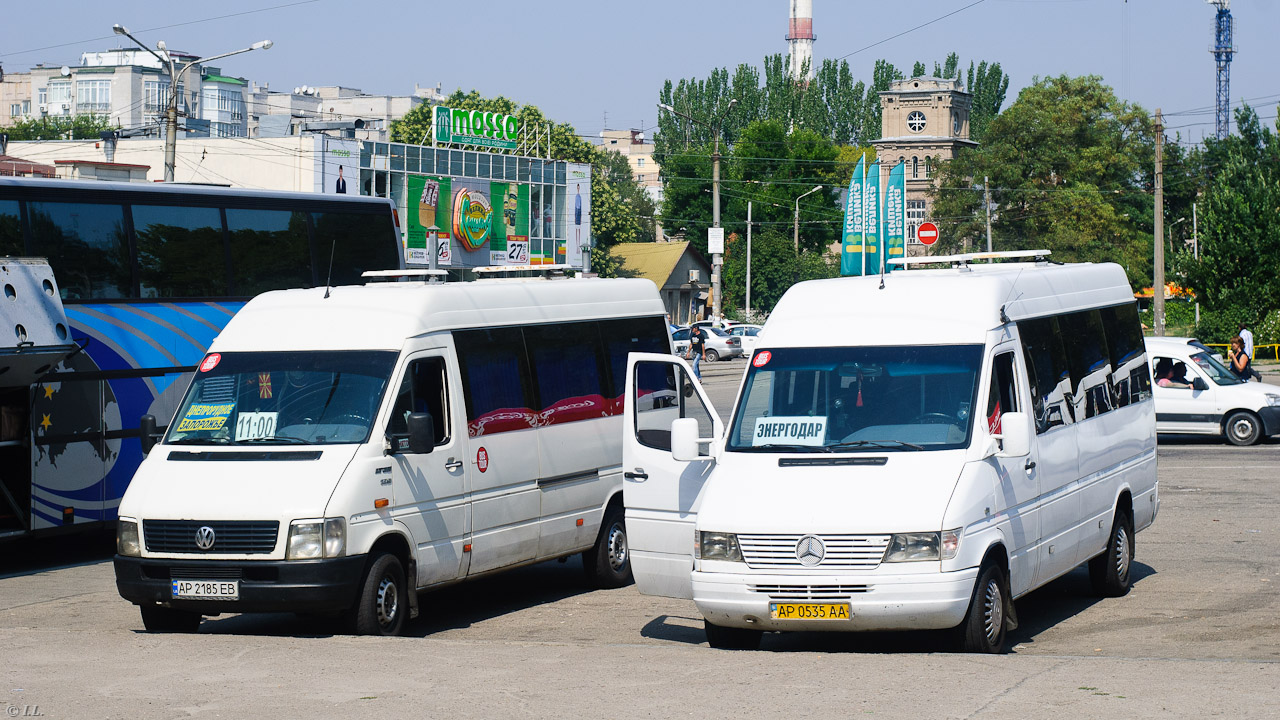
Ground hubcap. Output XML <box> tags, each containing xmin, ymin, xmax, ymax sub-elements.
<box><xmin>983</xmin><ymin>579</ymin><xmax>1004</xmax><ymax>646</ymax></box>
<box><xmin>607</xmin><ymin>522</ymin><xmax>628</xmax><ymax>571</ymax></box>
<box><xmin>1114</xmin><ymin>526</ymin><xmax>1131</xmax><ymax>581</ymax></box>
<box><xmin>376</xmin><ymin>576</ymin><xmax>399</xmax><ymax>628</ymax></box>
<box><xmin>1231</xmin><ymin>418</ymin><xmax>1254</xmax><ymax>442</ymax></box>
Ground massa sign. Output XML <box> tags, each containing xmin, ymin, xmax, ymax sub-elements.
<box><xmin>433</xmin><ymin>105</ymin><xmax>519</xmax><ymax>150</ymax></box>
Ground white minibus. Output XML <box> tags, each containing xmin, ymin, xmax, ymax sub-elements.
<box><xmin>114</xmin><ymin>275</ymin><xmax>669</xmax><ymax>635</ymax></box>
<box><xmin>622</xmin><ymin>253</ymin><xmax>1158</xmax><ymax>652</ymax></box>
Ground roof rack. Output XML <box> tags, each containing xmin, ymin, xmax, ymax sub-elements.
<box><xmin>473</xmin><ymin>264</ymin><xmax>574</xmax><ymax>278</ymax></box>
<box><xmin>888</xmin><ymin>249</ymin><xmax>1052</xmax><ymax>269</ymax></box>
<box><xmin>362</xmin><ymin>269</ymin><xmax>449</xmax><ymax>282</ymax></box>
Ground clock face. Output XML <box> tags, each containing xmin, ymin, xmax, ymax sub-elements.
<box><xmin>907</xmin><ymin>111</ymin><xmax>927</xmax><ymax>133</ymax></box>
<box><xmin>953</xmin><ymin>113</ymin><xmax>962</xmax><ymax>135</ymax></box>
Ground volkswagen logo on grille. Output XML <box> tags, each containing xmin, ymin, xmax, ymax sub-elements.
<box><xmin>795</xmin><ymin>535</ymin><xmax>825</xmax><ymax>566</ymax></box>
<box><xmin>194</xmin><ymin>525</ymin><xmax>216</xmax><ymax>550</ymax></box>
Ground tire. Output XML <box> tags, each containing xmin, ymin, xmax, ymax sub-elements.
<box><xmin>955</xmin><ymin>563</ymin><xmax>1008</xmax><ymax>653</ymax></box>
<box><xmin>1224</xmin><ymin>410</ymin><xmax>1262</xmax><ymax>446</ymax></box>
<box><xmin>583</xmin><ymin>504</ymin><xmax>633</xmax><ymax>588</ymax></box>
<box><xmin>140</xmin><ymin>605</ymin><xmax>201</xmax><ymax>633</ymax></box>
<box><xmin>704</xmin><ymin>349</ymin><xmax>720</xmax><ymax>363</ymax></box>
<box><xmin>704</xmin><ymin>619</ymin><xmax>762</xmax><ymax>650</ymax></box>
<box><xmin>350</xmin><ymin>552</ymin><xmax>407</xmax><ymax>636</ymax></box>
<box><xmin>1089</xmin><ymin>510</ymin><xmax>1134</xmax><ymax>597</ymax></box>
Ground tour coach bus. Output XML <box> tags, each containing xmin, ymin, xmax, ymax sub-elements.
<box><xmin>622</xmin><ymin>252</ymin><xmax>1158</xmax><ymax>653</ymax></box>
<box><xmin>0</xmin><ymin>178</ymin><xmax>400</xmax><ymax>543</ymax></box>
<box><xmin>114</xmin><ymin>275</ymin><xmax>669</xmax><ymax>635</ymax></box>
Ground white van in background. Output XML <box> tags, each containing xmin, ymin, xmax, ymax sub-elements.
<box><xmin>114</xmin><ymin>276</ymin><xmax>669</xmax><ymax>635</ymax></box>
<box><xmin>622</xmin><ymin>252</ymin><xmax>1158</xmax><ymax>653</ymax></box>
<box><xmin>1147</xmin><ymin>336</ymin><xmax>1280</xmax><ymax>445</ymax></box>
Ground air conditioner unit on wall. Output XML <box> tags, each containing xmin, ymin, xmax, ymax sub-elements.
<box><xmin>689</xmin><ymin>270</ymin><xmax>701</xmax><ymax>283</ymax></box>
<box><xmin>38</xmin><ymin>104</ymin><xmax>47</xmax><ymax>114</ymax></box>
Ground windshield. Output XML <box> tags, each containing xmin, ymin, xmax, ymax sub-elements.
<box><xmin>1189</xmin><ymin>350</ymin><xmax>1243</xmax><ymax>386</ymax></box>
<box><xmin>727</xmin><ymin>345</ymin><xmax>984</xmax><ymax>452</ymax></box>
<box><xmin>166</xmin><ymin>351</ymin><xmax>398</xmax><ymax>446</ymax></box>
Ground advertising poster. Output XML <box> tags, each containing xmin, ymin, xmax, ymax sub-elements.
<box><xmin>884</xmin><ymin>161</ymin><xmax>906</xmax><ymax>273</ymax></box>
<box><xmin>317</xmin><ymin>137</ymin><xmax>359</xmax><ymax>195</ymax></box>
<box><xmin>487</xmin><ymin>182</ymin><xmax>530</xmax><ymax>267</ymax></box>
<box><xmin>565</xmin><ymin>163</ymin><xmax>592</xmax><ymax>268</ymax></box>
<box><xmin>840</xmin><ymin>154</ymin><xmax>865</xmax><ymax>277</ymax></box>
<box><xmin>406</xmin><ymin>175</ymin><xmax>452</xmax><ymax>265</ymax></box>
<box><xmin>863</xmin><ymin>161</ymin><xmax>881</xmax><ymax>276</ymax></box>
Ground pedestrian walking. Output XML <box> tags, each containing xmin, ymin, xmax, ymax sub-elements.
<box><xmin>687</xmin><ymin>325</ymin><xmax>706</xmax><ymax>379</ymax></box>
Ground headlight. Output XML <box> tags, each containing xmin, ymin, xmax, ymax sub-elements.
<box><xmin>324</xmin><ymin>517</ymin><xmax>345</xmax><ymax>558</ymax></box>
<box><xmin>287</xmin><ymin>518</ymin><xmax>345</xmax><ymax>559</ymax></box>
<box><xmin>117</xmin><ymin>519</ymin><xmax>141</xmax><ymax>557</ymax></box>
<box><xmin>1265</xmin><ymin>394</ymin><xmax>1280</xmax><ymax>407</ymax></box>
<box><xmin>884</xmin><ymin>532</ymin><xmax>941</xmax><ymax>562</ymax></box>
<box><xmin>697</xmin><ymin>531</ymin><xmax>742</xmax><ymax>562</ymax></box>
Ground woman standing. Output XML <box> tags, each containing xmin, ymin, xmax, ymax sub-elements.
<box><xmin>1228</xmin><ymin>335</ymin><xmax>1255</xmax><ymax>381</ymax></box>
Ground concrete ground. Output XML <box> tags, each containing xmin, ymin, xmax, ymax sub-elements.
<box><xmin>2</xmin><ymin>358</ymin><xmax>1278</xmax><ymax>719</ymax></box>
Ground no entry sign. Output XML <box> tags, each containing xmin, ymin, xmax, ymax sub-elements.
<box><xmin>917</xmin><ymin>222</ymin><xmax>939</xmax><ymax>246</ymax></box>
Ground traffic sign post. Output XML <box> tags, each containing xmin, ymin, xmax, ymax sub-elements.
<box><xmin>917</xmin><ymin>222</ymin><xmax>939</xmax><ymax>246</ymax></box>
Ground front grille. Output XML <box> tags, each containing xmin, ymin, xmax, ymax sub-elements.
<box><xmin>750</xmin><ymin>584</ymin><xmax>871</xmax><ymax>600</ymax></box>
<box><xmin>143</xmin><ymin>520</ymin><xmax>279</xmax><ymax>554</ymax></box>
<box><xmin>170</xmin><ymin>567</ymin><xmax>243</xmax><ymax>579</ymax></box>
<box><xmin>738</xmin><ymin>534</ymin><xmax>891</xmax><ymax>570</ymax></box>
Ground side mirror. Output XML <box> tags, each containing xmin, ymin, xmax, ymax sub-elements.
<box><xmin>671</xmin><ymin>417</ymin><xmax>701</xmax><ymax>462</ymax></box>
<box><xmin>996</xmin><ymin>412</ymin><xmax>1030</xmax><ymax>457</ymax></box>
<box><xmin>139</xmin><ymin>414</ymin><xmax>159</xmax><ymax>454</ymax></box>
<box><xmin>1193</xmin><ymin>377</ymin><xmax>1209</xmax><ymax>391</ymax></box>
<box><xmin>406</xmin><ymin>412</ymin><xmax>435</xmax><ymax>455</ymax></box>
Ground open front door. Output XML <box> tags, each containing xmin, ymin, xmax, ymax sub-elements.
<box><xmin>623</xmin><ymin>353</ymin><xmax>722</xmax><ymax>599</ymax></box>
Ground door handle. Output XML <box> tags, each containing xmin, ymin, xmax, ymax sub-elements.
<box><xmin>444</xmin><ymin>460</ymin><xmax>463</xmax><ymax>471</ymax></box>
<box><xmin>624</xmin><ymin>469</ymin><xmax>649</xmax><ymax>481</ymax></box>
<box><xmin>1024</xmin><ymin>460</ymin><xmax>1037</xmax><ymax>474</ymax></box>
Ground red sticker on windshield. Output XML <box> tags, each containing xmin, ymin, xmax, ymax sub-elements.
<box><xmin>476</xmin><ymin>447</ymin><xmax>489</xmax><ymax>473</ymax></box>
<box><xmin>199</xmin><ymin>353</ymin><xmax>221</xmax><ymax>372</ymax></box>
<box><xmin>753</xmin><ymin>351</ymin><xmax>772</xmax><ymax>368</ymax></box>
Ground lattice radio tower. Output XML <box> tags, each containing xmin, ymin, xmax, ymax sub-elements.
<box><xmin>1208</xmin><ymin>0</ymin><xmax>1235</xmax><ymax>139</ymax></box>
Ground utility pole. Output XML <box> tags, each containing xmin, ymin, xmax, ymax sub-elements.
<box><xmin>984</xmin><ymin>176</ymin><xmax>993</xmax><ymax>253</ymax></box>
<box><xmin>1193</xmin><ymin>200</ymin><xmax>1199</xmax><ymax>326</ymax></box>
<box><xmin>1154</xmin><ymin>109</ymin><xmax>1165</xmax><ymax>337</ymax></box>
<box><xmin>742</xmin><ymin>199</ymin><xmax>747</xmax><ymax>315</ymax></box>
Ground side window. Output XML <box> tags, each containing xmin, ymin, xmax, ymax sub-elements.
<box><xmin>1101</xmin><ymin>302</ymin><xmax>1151</xmax><ymax>406</ymax></box>
<box><xmin>1018</xmin><ymin>316</ymin><xmax>1072</xmax><ymax>433</ymax></box>
<box><xmin>600</xmin><ymin>316</ymin><xmax>671</xmax><ymax>414</ymax></box>
<box><xmin>985</xmin><ymin>352</ymin><xmax>1019</xmax><ymax>435</ymax></box>
<box><xmin>525</xmin><ymin>322</ymin><xmax>609</xmax><ymax>426</ymax></box>
<box><xmin>387</xmin><ymin>356</ymin><xmax>450</xmax><ymax>447</ymax></box>
<box><xmin>0</xmin><ymin>200</ymin><xmax>22</xmax><ymax>256</ymax></box>
<box><xmin>227</xmin><ymin>208</ymin><xmax>312</xmax><ymax>295</ymax></box>
<box><xmin>1059</xmin><ymin>309</ymin><xmax>1113</xmax><ymax>419</ymax></box>
<box><xmin>454</xmin><ymin>327</ymin><xmax>535</xmax><ymax>437</ymax></box>
<box><xmin>133</xmin><ymin>204</ymin><xmax>227</xmax><ymax>298</ymax></box>
<box><xmin>672</xmin><ymin>328</ymin><xmax>690</xmax><ymax>342</ymax></box>
<box><xmin>1152</xmin><ymin>356</ymin><xmax>1193</xmax><ymax>390</ymax></box>
<box><xmin>633</xmin><ymin>360</ymin><xmax>714</xmax><ymax>453</ymax></box>
<box><xmin>312</xmin><ymin>210</ymin><xmax>400</xmax><ymax>285</ymax></box>
<box><xmin>27</xmin><ymin>200</ymin><xmax>131</xmax><ymax>299</ymax></box>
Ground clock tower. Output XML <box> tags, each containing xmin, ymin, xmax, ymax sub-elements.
<box><xmin>871</xmin><ymin>76</ymin><xmax>976</xmax><ymax>255</ymax></box>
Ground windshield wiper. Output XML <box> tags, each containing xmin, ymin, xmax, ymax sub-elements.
<box><xmin>167</xmin><ymin>436</ymin><xmax>232</xmax><ymax>445</ymax></box>
<box><xmin>238</xmin><ymin>435</ymin><xmax>309</xmax><ymax>445</ymax></box>
<box><xmin>734</xmin><ymin>443</ymin><xmax>831</xmax><ymax>453</ymax></box>
<box><xmin>826</xmin><ymin>439</ymin><xmax>924</xmax><ymax>451</ymax></box>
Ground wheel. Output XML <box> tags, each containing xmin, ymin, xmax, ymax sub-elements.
<box><xmin>704</xmin><ymin>619</ymin><xmax>762</xmax><ymax>650</ymax></box>
<box><xmin>955</xmin><ymin>563</ymin><xmax>1008</xmax><ymax>653</ymax></box>
<box><xmin>1223</xmin><ymin>410</ymin><xmax>1262</xmax><ymax>446</ymax></box>
<box><xmin>350</xmin><ymin>553</ymin><xmax>407</xmax><ymax>636</ymax></box>
<box><xmin>583</xmin><ymin>504</ymin><xmax>633</xmax><ymax>588</ymax></box>
<box><xmin>705</xmin><ymin>349</ymin><xmax>720</xmax><ymax>363</ymax></box>
<box><xmin>140</xmin><ymin>605</ymin><xmax>201</xmax><ymax>633</ymax></box>
<box><xmin>1089</xmin><ymin>510</ymin><xmax>1134</xmax><ymax>597</ymax></box>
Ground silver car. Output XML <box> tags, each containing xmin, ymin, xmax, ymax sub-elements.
<box><xmin>671</xmin><ymin>326</ymin><xmax>743</xmax><ymax>362</ymax></box>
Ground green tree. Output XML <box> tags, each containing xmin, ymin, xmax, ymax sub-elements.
<box><xmin>928</xmin><ymin>75</ymin><xmax>1183</xmax><ymax>288</ymax></box>
<box><xmin>722</xmin><ymin>228</ymin><xmax>837</xmax><ymax>315</ymax></box>
<box><xmin>4</xmin><ymin>114</ymin><xmax>114</xmax><ymax>140</ymax></box>
<box><xmin>1175</xmin><ymin>106</ymin><xmax>1280</xmax><ymax>336</ymax></box>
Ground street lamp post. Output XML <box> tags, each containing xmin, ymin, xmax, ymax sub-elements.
<box><xmin>793</xmin><ymin>185</ymin><xmax>822</xmax><ymax>256</ymax></box>
<box><xmin>657</xmin><ymin>98</ymin><xmax>736</xmax><ymax>323</ymax></box>
<box><xmin>112</xmin><ymin>24</ymin><xmax>271</xmax><ymax>183</ymax></box>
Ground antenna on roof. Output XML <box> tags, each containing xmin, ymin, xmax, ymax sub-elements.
<box><xmin>322</xmin><ymin>231</ymin><xmax>337</xmax><ymax>299</ymax></box>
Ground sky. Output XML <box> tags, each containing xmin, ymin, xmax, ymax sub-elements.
<box><xmin>3</xmin><ymin>0</ymin><xmax>1278</xmax><ymax>146</ymax></box>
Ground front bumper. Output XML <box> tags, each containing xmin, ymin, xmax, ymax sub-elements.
<box><xmin>114</xmin><ymin>554</ymin><xmax>367</xmax><ymax>616</ymax></box>
<box><xmin>1259</xmin><ymin>406</ymin><xmax>1280</xmax><ymax>437</ymax></box>
<box><xmin>692</xmin><ymin>567</ymin><xmax>979</xmax><ymax>632</ymax></box>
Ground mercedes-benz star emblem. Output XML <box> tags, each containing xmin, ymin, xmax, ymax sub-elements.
<box><xmin>195</xmin><ymin>525</ymin><xmax>216</xmax><ymax>551</ymax></box>
<box><xmin>795</xmin><ymin>535</ymin><xmax>825</xmax><ymax>566</ymax></box>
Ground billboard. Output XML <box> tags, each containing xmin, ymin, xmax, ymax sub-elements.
<box><xmin>406</xmin><ymin>175</ymin><xmax>538</xmax><ymax>269</ymax></box>
<box><xmin>565</xmin><ymin>163</ymin><xmax>591</xmax><ymax>268</ymax></box>
<box><xmin>432</xmin><ymin>106</ymin><xmax>519</xmax><ymax>151</ymax></box>
<box><xmin>316</xmin><ymin>137</ymin><xmax>358</xmax><ymax>195</ymax></box>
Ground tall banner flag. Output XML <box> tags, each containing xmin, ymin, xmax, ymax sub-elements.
<box><xmin>840</xmin><ymin>154</ymin><xmax>866</xmax><ymax>276</ymax></box>
<box><xmin>884</xmin><ymin>161</ymin><xmax>906</xmax><ymax>273</ymax></box>
<box><xmin>863</xmin><ymin>161</ymin><xmax>881</xmax><ymax>276</ymax></box>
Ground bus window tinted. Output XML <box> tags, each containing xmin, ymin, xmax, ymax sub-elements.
<box><xmin>600</xmin><ymin>316</ymin><xmax>670</xmax><ymax>413</ymax></box>
<box><xmin>27</xmin><ymin>201</ymin><xmax>131</xmax><ymax>299</ymax></box>
<box><xmin>454</xmin><ymin>327</ymin><xmax>536</xmax><ymax>436</ymax></box>
<box><xmin>1101</xmin><ymin>303</ymin><xmax>1151</xmax><ymax>407</ymax></box>
<box><xmin>525</xmin><ymin>322</ymin><xmax>609</xmax><ymax>426</ymax></box>
<box><xmin>134</xmin><ymin>205</ymin><xmax>226</xmax><ymax>298</ymax></box>
<box><xmin>1059</xmin><ymin>309</ymin><xmax>1113</xmax><ymax>419</ymax></box>
<box><xmin>313</xmin><ymin>211</ymin><xmax>398</xmax><ymax>286</ymax></box>
<box><xmin>1018</xmin><ymin>316</ymin><xmax>1072</xmax><ymax>432</ymax></box>
<box><xmin>227</xmin><ymin>209</ymin><xmax>312</xmax><ymax>295</ymax></box>
<box><xmin>0</xmin><ymin>200</ymin><xmax>21</xmax><ymax>255</ymax></box>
